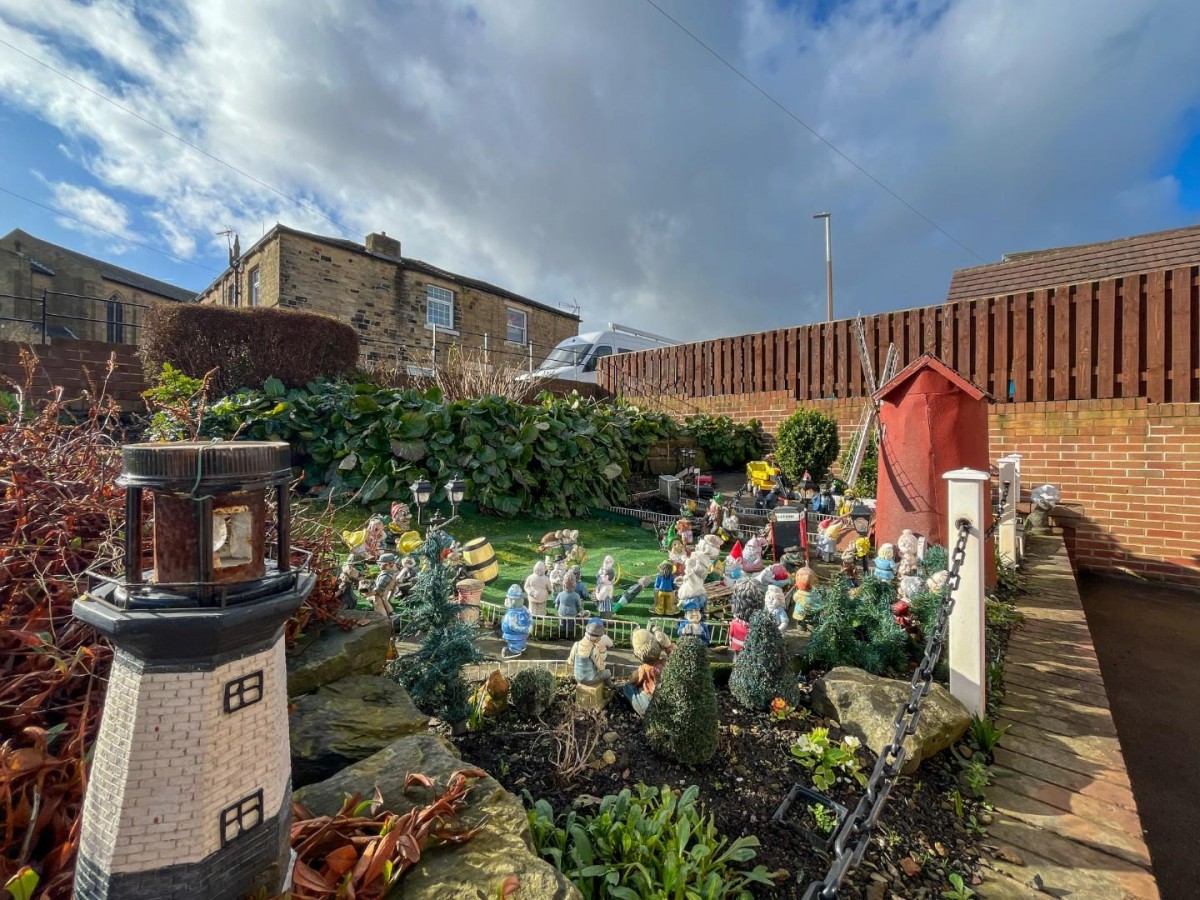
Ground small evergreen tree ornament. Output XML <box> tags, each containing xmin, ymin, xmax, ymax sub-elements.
<box><xmin>644</xmin><ymin>636</ymin><xmax>719</xmax><ymax>765</ymax></box>
<box><xmin>800</xmin><ymin>575</ymin><xmax>911</xmax><ymax>675</ymax></box>
<box><xmin>730</xmin><ymin>610</ymin><xmax>798</xmax><ymax>711</ymax></box>
<box><xmin>385</xmin><ymin>528</ymin><xmax>481</xmax><ymax>724</ymax></box>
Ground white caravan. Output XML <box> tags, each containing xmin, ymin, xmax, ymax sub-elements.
<box><xmin>524</xmin><ymin>322</ymin><xmax>679</xmax><ymax>384</ymax></box>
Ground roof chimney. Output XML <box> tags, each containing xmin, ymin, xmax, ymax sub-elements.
<box><xmin>366</xmin><ymin>231</ymin><xmax>401</xmax><ymax>261</ymax></box>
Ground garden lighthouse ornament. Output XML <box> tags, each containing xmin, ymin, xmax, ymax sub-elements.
<box><xmin>73</xmin><ymin>442</ymin><xmax>311</xmax><ymax>900</ymax></box>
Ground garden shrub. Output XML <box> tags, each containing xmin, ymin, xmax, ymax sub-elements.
<box><xmin>526</xmin><ymin>785</ymin><xmax>774</xmax><ymax>899</ymax></box>
<box><xmin>141</xmin><ymin>302</ymin><xmax>359</xmax><ymax>396</ymax></box>
<box><xmin>837</xmin><ymin>430</ymin><xmax>877</xmax><ymax>497</ymax></box>
<box><xmin>508</xmin><ymin>668</ymin><xmax>557</xmax><ymax>718</ymax></box>
<box><xmin>202</xmin><ymin>380</ymin><xmax>675</xmax><ymax>517</ymax></box>
<box><xmin>680</xmin><ymin>414</ymin><xmax>764</xmax><ymax>469</ymax></box>
<box><xmin>776</xmin><ymin>407</ymin><xmax>840</xmax><ymax>484</ymax></box>
<box><xmin>644</xmin><ymin>636</ymin><xmax>719</xmax><ymax>765</ymax></box>
<box><xmin>730</xmin><ymin>611</ymin><xmax>798</xmax><ymax>711</ymax></box>
<box><xmin>801</xmin><ymin>577</ymin><xmax>912</xmax><ymax>675</ymax></box>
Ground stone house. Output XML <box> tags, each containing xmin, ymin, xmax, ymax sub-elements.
<box><xmin>0</xmin><ymin>228</ymin><xmax>196</xmax><ymax>345</ymax></box>
<box><xmin>195</xmin><ymin>225</ymin><xmax>580</xmax><ymax>371</ymax></box>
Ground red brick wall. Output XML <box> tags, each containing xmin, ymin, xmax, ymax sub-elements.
<box><xmin>640</xmin><ymin>392</ymin><xmax>1200</xmax><ymax>587</ymax></box>
<box><xmin>0</xmin><ymin>339</ymin><xmax>146</xmax><ymax>410</ymax></box>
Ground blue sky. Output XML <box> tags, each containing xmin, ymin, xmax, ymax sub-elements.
<box><xmin>1</xmin><ymin>0</ymin><xmax>1199</xmax><ymax>339</ymax></box>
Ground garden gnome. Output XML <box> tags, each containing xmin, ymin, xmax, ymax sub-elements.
<box><xmin>896</xmin><ymin>529</ymin><xmax>919</xmax><ymax>578</ymax></box>
<box><xmin>538</xmin><ymin>529</ymin><xmax>563</xmax><ymax>555</ymax></box>
<box><xmin>893</xmin><ymin>575</ymin><xmax>924</xmax><ymax>634</ymax></box>
<box><xmin>816</xmin><ymin>519</ymin><xmax>843</xmax><ymax>563</ymax></box>
<box><xmin>780</xmin><ymin>544</ymin><xmax>805</xmax><ymax>573</ymax></box>
<box><xmin>595</xmin><ymin>554</ymin><xmax>617</xmax><ymax>590</ymax></box>
<box><xmin>623</xmin><ymin>628</ymin><xmax>666</xmax><ymax>716</ymax></box>
<box><xmin>696</xmin><ymin>534</ymin><xmax>723</xmax><ymax>566</ymax></box>
<box><xmin>926</xmin><ymin>569</ymin><xmax>950</xmax><ymax>594</ymax></box>
<box><xmin>369</xmin><ymin>552</ymin><xmax>402</xmax><ymax>617</ymax></box>
<box><xmin>387</xmin><ymin>501</ymin><xmax>412</xmax><ymax>536</ymax></box>
<box><xmin>594</xmin><ymin>567</ymin><xmax>616</xmax><ymax>615</ymax></box>
<box><xmin>613</xmin><ymin>575</ymin><xmax>652</xmax><ymax>613</ymax></box>
<box><xmin>337</xmin><ymin>557</ymin><xmax>367</xmax><ymax>609</ymax></box>
<box><xmin>548</xmin><ymin>556</ymin><xmax>568</xmax><ymax>596</ymax></box>
<box><xmin>840</xmin><ymin>547</ymin><xmax>860</xmax><ymax>587</ymax></box>
<box><xmin>567</xmin><ymin>619</ymin><xmax>613</xmax><ymax>685</ymax></box>
<box><xmin>676</xmin><ymin>517</ymin><xmax>695</xmax><ymax>550</ymax></box>
<box><xmin>764</xmin><ymin>585</ymin><xmax>789</xmax><ymax>633</ymax></box>
<box><xmin>668</xmin><ymin>539</ymin><xmax>688</xmax><ymax>574</ymax></box>
<box><xmin>729</xmin><ymin>577</ymin><xmax>766</xmax><ymax>657</ymax></box>
<box><xmin>524</xmin><ymin>559</ymin><xmax>551</xmax><ymax>617</ymax></box>
<box><xmin>755</xmin><ymin>563</ymin><xmax>791</xmax><ymax>589</ymax></box>
<box><xmin>874</xmin><ymin>543</ymin><xmax>896</xmax><ymax>583</ymax></box>
<box><xmin>393</xmin><ymin>556</ymin><xmax>417</xmax><ymax>599</ymax></box>
<box><xmin>561</xmin><ymin>528</ymin><xmax>579</xmax><ymax>558</ymax></box>
<box><xmin>501</xmin><ymin>584</ymin><xmax>532</xmax><ymax>657</ymax></box>
<box><xmin>838</xmin><ymin>489</ymin><xmax>857</xmax><ymax>518</ymax></box>
<box><xmin>791</xmin><ymin>564</ymin><xmax>818</xmax><ymax>622</ymax></box>
<box><xmin>652</xmin><ymin>561</ymin><xmax>678</xmax><ymax>616</ymax></box>
<box><xmin>741</xmin><ymin>535</ymin><xmax>767</xmax><ymax>573</ymax></box>
<box><xmin>677</xmin><ymin>598</ymin><xmax>710</xmax><ymax>644</ymax></box>
<box><xmin>555</xmin><ymin>571</ymin><xmax>584</xmax><ymax>618</ymax></box>
<box><xmin>677</xmin><ymin>556</ymin><xmax>709</xmax><ymax>611</ymax></box>
<box><xmin>724</xmin><ymin>505</ymin><xmax>741</xmax><ymax>540</ymax></box>
<box><xmin>855</xmin><ymin>531</ymin><xmax>872</xmax><ymax>573</ymax></box>
<box><xmin>569</xmin><ymin>563</ymin><xmax>592</xmax><ymax>603</ymax></box>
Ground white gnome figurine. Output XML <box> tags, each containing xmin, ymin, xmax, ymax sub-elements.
<box><xmin>896</xmin><ymin>529</ymin><xmax>919</xmax><ymax>578</ymax></box>
<box><xmin>548</xmin><ymin>558</ymin><xmax>568</xmax><ymax>596</ymax></box>
<box><xmin>677</xmin><ymin>555</ymin><xmax>709</xmax><ymax>609</ymax></box>
<box><xmin>764</xmin><ymin>585</ymin><xmax>789</xmax><ymax>633</ymax></box>
<box><xmin>741</xmin><ymin>535</ymin><xmax>767</xmax><ymax>573</ymax></box>
<box><xmin>926</xmin><ymin>569</ymin><xmax>950</xmax><ymax>594</ymax></box>
<box><xmin>524</xmin><ymin>559</ymin><xmax>552</xmax><ymax>617</ymax></box>
<box><xmin>594</xmin><ymin>568</ymin><xmax>616</xmax><ymax>615</ymax></box>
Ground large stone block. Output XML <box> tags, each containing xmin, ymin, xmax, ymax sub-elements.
<box><xmin>294</xmin><ymin>733</ymin><xmax>580</xmax><ymax>900</ymax></box>
<box><xmin>811</xmin><ymin>666</ymin><xmax>971</xmax><ymax>774</ymax></box>
<box><xmin>286</xmin><ymin>609</ymin><xmax>391</xmax><ymax>696</ymax></box>
<box><xmin>289</xmin><ymin>675</ymin><xmax>430</xmax><ymax>787</ymax></box>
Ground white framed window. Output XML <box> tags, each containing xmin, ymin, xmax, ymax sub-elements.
<box><xmin>506</xmin><ymin>308</ymin><xmax>527</xmax><ymax>344</ymax></box>
<box><xmin>249</xmin><ymin>266</ymin><xmax>261</xmax><ymax>306</ymax></box>
<box><xmin>426</xmin><ymin>285</ymin><xmax>454</xmax><ymax>328</ymax></box>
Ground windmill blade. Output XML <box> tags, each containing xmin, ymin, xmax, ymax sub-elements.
<box><xmin>843</xmin><ymin>400</ymin><xmax>877</xmax><ymax>490</ymax></box>
<box><xmin>878</xmin><ymin>344</ymin><xmax>899</xmax><ymax>389</ymax></box>
<box><xmin>853</xmin><ymin>317</ymin><xmax>877</xmax><ymax>392</ymax></box>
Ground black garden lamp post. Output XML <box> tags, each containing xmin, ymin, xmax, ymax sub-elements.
<box><xmin>445</xmin><ymin>475</ymin><xmax>466</xmax><ymax>518</ymax></box>
<box><xmin>410</xmin><ymin>478</ymin><xmax>433</xmax><ymax>524</ymax></box>
<box><xmin>849</xmin><ymin>503</ymin><xmax>872</xmax><ymax>539</ymax></box>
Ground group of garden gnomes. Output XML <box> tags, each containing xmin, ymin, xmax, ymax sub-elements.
<box><xmin>337</xmin><ymin>503</ymin><xmax>422</xmax><ymax>617</ymax></box>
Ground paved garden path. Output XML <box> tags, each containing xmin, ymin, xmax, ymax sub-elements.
<box><xmin>980</xmin><ymin>534</ymin><xmax>1159</xmax><ymax>899</ymax></box>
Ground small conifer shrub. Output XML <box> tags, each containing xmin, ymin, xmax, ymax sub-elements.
<box><xmin>730</xmin><ymin>610</ymin><xmax>798</xmax><ymax>711</ymax></box>
<box><xmin>509</xmin><ymin>668</ymin><xmax>557</xmax><ymax>719</ymax></box>
<box><xmin>644</xmin><ymin>636</ymin><xmax>719</xmax><ymax>765</ymax></box>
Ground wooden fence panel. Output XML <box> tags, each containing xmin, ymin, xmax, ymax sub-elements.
<box><xmin>1030</xmin><ymin>289</ymin><xmax>1049</xmax><ymax>401</ymax></box>
<box><xmin>1096</xmin><ymin>280</ymin><xmax>1116</xmax><ymax>398</ymax></box>
<box><xmin>1053</xmin><ymin>286</ymin><xmax>1072</xmax><ymax>401</ymax></box>
<box><xmin>1170</xmin><ymin>266</ymin><xmax>1194</xmax><ymax>402</ymax></box>
<box><xmin>807</xmin><ymin>324</ymin><xmax>820</xmax><ymax>400</ymax></box>
<box><xmin>974</xmin><ymin>299</ymin><xmax>990</xmax><ymax>394</ymax></box>
<box><xmin>955</xmin><ymin>302</ymin><xmax>970</xmax><ymax>381</ymax></box>
<box><xmin>1122</xmin><ymin>274</ymin><xmax>1142</xmax><ymax>399</ymax></box>
<box><xmin>1012</xmin><ymin>293</ymin><xmax>1029</xmax><ymax>402</ymax></box>
<box><xmin>1075</xmin><ymin>283</ymin><xmax>1095</xmax><ymax>400</ymax></box>
<box><xmin>1145</xmin><ymin>270</ymin><xmax>1167</xmax><ymax>403</ymax></box>
<box><xmin>993</xmin><ymin>296</ymin><xmax>1010</xmax><ymax>401</ymax></box>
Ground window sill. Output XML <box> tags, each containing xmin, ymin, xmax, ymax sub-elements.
<box><xmin>505</xmin><ymin>339</ymin><xmax>528</xmax><ymax>348</ymax></box>
<box><xmin>424</xmin><ymin>323</ymin><xmax>459</xmax><ymax>336</ymax></box>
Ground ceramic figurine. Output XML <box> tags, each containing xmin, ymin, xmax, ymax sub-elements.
<box><xmin>368</xmin><ymin>552</ymin><xmax>402</xmax><ymax>618</ymax></box>
<box><xmin>524</xmin><ymin>560</ymin><xmax>551</xmax><ymax>617</ymax></box>
<box><xmin>695</xmin><ymin>534</ymin><xmax>723</xmax><ymax>565</ymax></box>
<box><xmin>838</xmin><ymin>490</ymin><xmax>857</xmax><ymax>518</ymax></box>
<box><xmin>892</xmin><ymin>575</ymin><xmax>924</xmax><ymax>634</ymax></box>
<box><xmin>501</xmin><ymin>584</ymin><xmax>533</xmax><ymax>657</ymax></box>
<box><xmin>539</xmin><ymin>529</ymin><xmax>564</xmax><ymax>555</ymax></box>
<box><xmin>342</xmin><ymin>514</ymin><xmax>389</xmax><ymax>559</ymax></box>
<box><xmin>896</xmin><ymin>529</ymin><xmax>919</xmax><ymax>578</ymax></box>
<box><xmin>386</xmin><ymin>502</ymin><xmax>412</xmax><ymax>538</ymax></box>
<box><xmin>741</xmin><ymin>535</ymin><xmax>767</xmax><ymax>573</ymax></box>
<box><xmin>873</xmin><ymin>543</ymin><xmax>896</xmax><ymax>582</ymax></box>
<box><xmin>393</xmin><ymin>556</ymin><xmax>417</xmax><ymax>600</ymax></box>
<box><xmin>676</xmin><ymin>517</ymin><xmax>695</xmax><ymax>550</ymax></box>
<box><xmin>623</xmin><ymin>628</ymin><xmax>667</xmax><ymax>716</ymax></box>
<box><xmin>567</xmin><ymin>619</ymin><xmax>612</xmax><ymax>685</ymax></box>
<box><xmin>780</xmin><ymin>545</ymin><xmax>805</xmax><ymax>573</ymax></box>
<box><xmin>595</xmin><ymin>554</ymin><xmax>617</xmax><ymax>589</ymax></box>
<box><xmin>855</xmin><ymin>534</ymin><xmax>872</xmax><ymax>573</ymax></box>
<box><xmin>652</xmin><ymin>561</ymin><xmax>679</xmax><ymax>616</ymax></box>
<box><xmin>705</xmin><ymin>498</ymin><xmax>723</xmax><ymax>534</ymax></box>
<box><xmin>561</xmin><ymin>528</ymin><xmax>580</xmax><ymax>558</ymax></box>
<box><xmin>676</xmin><ymin>598</ymin><xmax>711</xmax><ymax>644</ymax></box>
<box><xmin>337</xmin><ymin>557</ymin><xmax>367</xmax><ymax>609</ymax></box>
<box><xmin>764</xmin><ymin>585</ymin><xmax>789</xmax><ymax>633</ymax></box>
<box><xmin>724</xmin><ymin>506</ymin><xmax>741</xmax><ymax>540</ymax></box>
<box><xmin>613</xmin><ymin>575</ymin><xmax>652</xmax><ymax>613</ymax></box>
<box><xmin>668</xmin><ymin>539</ymin><xmax>688</xmax><ymax>574</ymax></box>
<box><xmin>791</xmin><ymin>564</ymin><xmax>818</xmax><ymax>622</ymax></box>
<box><xmin>555</xmin><ymin>571</ymin><xmax>584</xmax><ymax>618</ymax></box>
<box><xmin>548</xmin><ymin>557</ymin><xmax>568</xmax><ymax>596</ymax></box>
<box><xmin>755</xmin><ymin>563</ymin><xmax>791</xmax><ymax>589</ymax></box>
<box><xmin>729</xmin><ymin>577</ymin><xmax>766</xmax><ymax>656</ymax></box>
<box><xmin>569</xmin><ymin>564</ymin><xmax>592</xmax><ymax>604</ymax></box>
<box><xmin>840</xmin><ymin>547</ymin><xmax>860</xmax><ymax>587</ymax></box>
<box><xmin>926</xmin><ymin>570</ymin><xmax>950</xmax><ymax>594</ymax></box>
<box><xmin>594</xmin><ymin>567</ymin><xmax>616</xmax><ymax>615</ymax></box>
<box><xmin>677</xmin><ymin>556</ymin><xmax>709</xmax><ymax>611</ymax></box>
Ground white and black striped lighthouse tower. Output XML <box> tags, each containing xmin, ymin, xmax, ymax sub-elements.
<box><xmin>74</xmin><ymin>442</ymin><xmax>311</xmax><ymax>900</ymax></box>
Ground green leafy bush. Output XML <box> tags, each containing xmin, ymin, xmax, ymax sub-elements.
<box><xmin>789</xmin><ymin>727</ymin><xmax>866</xmax><ymax>792</ymax></box>
<box><xmin>680</xmin><ymin>414</ymin><xmax>764</xmax><ymax>469</ymax></box>
<box><xmin>776</xmin><ymin>408</ymin><xmax>840</xmax><ymax>484</ymax></box>
<box><xmin>202</xmin><ymin>380</ymin><xmax>675</xmax><ymax>516</ymax></box>
<box><xmin>141</xmin><ymin>301</ymin><xmax>359</xmax><ymax>397</ymax></box>
<box><xmin>644</xmin><ymin>636</ymin><xmax>719</xmax><ymax>765</ymax></box>
<box><xmin>837</xmin><ymin>429</ymin><xmax>877</xmax><ymax>497</ymax></box>
<box><xmin>526</xmin><ymin>785</ymin><xmax>775</xmax><ymax>899</ymax></box>
<box><xmin>141</xmin><ymin>363</ymin><xmax>208</xmax><ymax>440</ymax></box>
<box><xmin>801</xmin><ymin>577</ymin><xmax>913</xmax><ymax>675</ymax></box>
<box><xmin>729</xmin><ymin>611</ymin><xmax>797</xmax><ymax>711</ymax></box>
<box><xmin>509</xmin><ymin>668</ymin><xmax>557</xmax><ymax>718</ymax></box>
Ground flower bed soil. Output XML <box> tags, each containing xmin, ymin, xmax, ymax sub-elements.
<box><xmin>456</xmin><ymin>682</ymin><xmax>989</xmax><ymax>899</ymax></box>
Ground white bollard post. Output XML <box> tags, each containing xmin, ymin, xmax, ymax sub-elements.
<box><xmin>997</xmin><ymin>455</ymin><xmax>1019</xmax><ymax>566</ymax></box>
<box><xmin>943</xmin><ymin>468</ymin><xmax>988</xmax><ymax>717</ymax></box>
<box><xmin>1010</xmin><ymin>454</ymin><xmax>1023</xmax><ymax>561</ymax></box>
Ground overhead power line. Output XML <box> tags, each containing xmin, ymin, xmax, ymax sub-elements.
<box><xmin>0</xmin><ymin>184</ymin><xmax>219</xmax><ymax>272</ymax></box>
<box><xmin>0</xmin><ymin>36</ymin><xmax>357</xmax><ymax>240</ymax></box>
<box><xmin>638</xmin><ymin>0</ymin><xmax>986</xmax><ymax>263</ymax></box>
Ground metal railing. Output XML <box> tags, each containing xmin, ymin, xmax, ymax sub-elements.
<box><xmin>0</xmin><ymin>289</ymin><xmax>149</xmax><ymax>345</ymax></box>
<box><xmin>478</xmin><ymin>601</ymin><xmax>733</xmax><ymax>648</ymax></box>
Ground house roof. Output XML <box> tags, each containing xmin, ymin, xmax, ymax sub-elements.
<box><xmin>873</xmin><ymin>353</ymin><xmax>992</xmax><ymax>403</ymax></box>
<box><xmin>210</xmin><ymin>224</ymin><xmax>580</xmax><ymax>321</ymax></box>
<box><xmin>2</xmin><ymin>229</ymin><xmax>197</xmax><ymax>302</ymax></box>
<box><xmin>946</xmin><ymin>222</ymin><xmax>1200</xmax><ymax>302</ymax></box>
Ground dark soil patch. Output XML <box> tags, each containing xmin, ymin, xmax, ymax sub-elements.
<box><xmin>457</xmin><ymin>682</ymin><xmax>989</xmax><ymax>899</ymax></box>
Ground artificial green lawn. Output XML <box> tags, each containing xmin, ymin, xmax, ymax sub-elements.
<box><xmin>322</xmin><ymin>502</ymin><xmax>673</xmax><ymax>624</ymax></box>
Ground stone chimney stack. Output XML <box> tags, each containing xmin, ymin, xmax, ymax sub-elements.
<box><xmin>365</xmin><ymin>232</ymin><xmax>401</xmax><ymax>261</ymax></box>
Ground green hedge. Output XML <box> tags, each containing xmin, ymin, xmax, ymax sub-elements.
<box><xmin>203</xmin><ymin>379</ymin><xmax>674</xmax><ymax>517</ymax></box>
<box><xmin>679</xmin><ymin>414</ymin><xmax>764</xmax><ymax>469</ymax></box>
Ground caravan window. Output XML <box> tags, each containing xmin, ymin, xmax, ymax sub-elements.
<box><xmin>583</xmin><ymin>345</ymin><xmax>612</xmax><ymax>373</ymax></box>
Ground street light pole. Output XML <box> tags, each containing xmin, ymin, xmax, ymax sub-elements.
<box><xmin>813</xmin><ymin>212</ymin><xmax>832</xmax><ymax>322</ymax></box>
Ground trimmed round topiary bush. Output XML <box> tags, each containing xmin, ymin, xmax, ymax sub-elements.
<box><xmin>776</xmin><ymin>407</ymin><xmax>840</xmax><ymax>484</ymax></box>
<box><xmin>509</xmin><ymin>667</ymin><xmax>557</xmax><ymax>718</ymax></box>
<box><xmin>644</xmin><ymin>636</ymin><xmax>719</xmax><ymax>765</ymax></box>
<box><xmin>730</xmin><ymin>610</ymin><xmax>797</xmax><ymax>711</ymax></box>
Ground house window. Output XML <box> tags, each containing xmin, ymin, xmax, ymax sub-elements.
<box><xmin>220</xmin><ymin>790</ymin><xmax>264</xmax><ymax>847</ymax></box>
<box><xmin>506</xmin><ymin>308</ymin><xmax>528</xmax><ymax>344</ymax></box>
<box><xmin>106</xmin><ymin>295</ymin><xmax>125</xmax><ymax>343</ymax></box>
<box><xmin>249</xmin><ymin>267</ymin><xmax>261</xmax><ymax>306</ymax></box>
<box><xmin>222</xmin><ymin>670</ymin><xmax>264</xmax><ymax>713</ymax></box>
<box><xmin>426</xmin><ymin>285</ymin><xmax>454</xmax><ymax>329</ymax></box>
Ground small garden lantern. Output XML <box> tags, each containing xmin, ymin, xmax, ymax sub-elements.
<box><xmin>446</xmin><ymin>475</ymin><xmax>466</xmax><ymax>517</ymax></box>
<box><xmin>849</xmin><ymin>503</ymin><xmax>872</xmax><ymax>537</ymax></box>
<box><xmin>411</xmin><ymin>478</ymin><xmax>433</xmax><ymax>523</ymax></box>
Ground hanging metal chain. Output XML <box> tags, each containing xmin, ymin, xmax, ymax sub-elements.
<box><xmin>801</xmin><ymin>519</ymin><xmax>973</xmax><ymax>900</ymax></box>
<box><xmin>984</xmin><ymin>480</ymin><xmax>1011</xmax><ymax>541</ymax></box>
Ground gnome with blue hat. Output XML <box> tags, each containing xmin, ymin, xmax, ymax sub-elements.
<box><xmin>501</xmin><ymin>583</ymin><xmax>533</xmax><ymax>658</ymax></box>
<box><xmin>677</xmin><ymin>598</ymin><xmax>710</xmax><ymax>644</ymax></box>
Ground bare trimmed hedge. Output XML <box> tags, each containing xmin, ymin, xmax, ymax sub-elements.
<box><xmin>141</xmin><ymin>303</ymin><xmax>359</xmax><ymax>395</ymax></box>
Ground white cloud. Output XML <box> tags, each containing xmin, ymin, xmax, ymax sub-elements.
<box><xmin>1</xmin><ymin>0</ymin><xmax>1199</xmax><ymax>340</ymax></box>
<box><xmin>45</xmin><ymin>180</ymin><xmax>136</xmax><ymax>241</ymax></box>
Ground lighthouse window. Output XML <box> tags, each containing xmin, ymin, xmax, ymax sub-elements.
<box><xmin>223</xmin><ymin>671</ymin><xmax>264</xmax><ymax>713</ymax></box>
<box><xmin>220</xmin><ymin>790</ymin><xmax>264</xmax><ymax>847</ymax></box>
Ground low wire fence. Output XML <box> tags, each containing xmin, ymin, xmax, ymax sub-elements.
<box><xmin>477</xmin><ymin>601</ymin><xmax>733</xmax><ymax>648</ymax></box>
